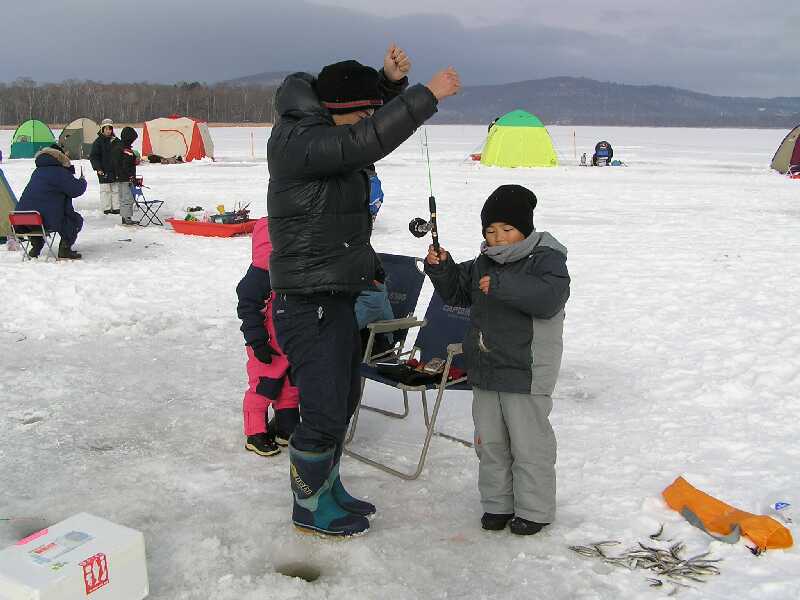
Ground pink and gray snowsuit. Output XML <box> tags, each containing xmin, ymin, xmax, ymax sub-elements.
<box><xmin>236</xmin><ymin>218</ymin><xmax>299</xmax><ymax>435</ymax></box>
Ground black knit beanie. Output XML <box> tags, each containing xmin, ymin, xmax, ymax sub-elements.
<box><xmin>317</xmin><ymin>60</ymin><xmax>383</xmax><ymax>114</ymax></box>
<box><xmin>480</xmin><ymin>185</ymin><xmax>538</xmax><ymax>237</ymax></box>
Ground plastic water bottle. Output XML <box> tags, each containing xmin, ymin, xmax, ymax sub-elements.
<box><xmin>761</xmin><ymin>491</ymin><xmax>795</xmax><ymax>524</ymax></box>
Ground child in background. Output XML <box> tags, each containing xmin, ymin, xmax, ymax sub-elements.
<box><xmin>424</xmin><ymin>184</ymin><xmax>570</xmax><ymax>535</ymax></box>
<box><xmin>112</xmin><ymin>126</ymin><xmax>139</xmax><ymax>226</ymax></box>
<box><xmin>236</xmin><ymin>217</ymin><xmax>300</xmax><ymax>456</ymax></box>
<box><xmin>355</xmin><ymin>280</ymin><xmax>395</xmax><ymax>356</ymax></box>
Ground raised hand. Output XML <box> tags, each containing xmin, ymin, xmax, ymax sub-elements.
<box><xmin>426</xmin><ymin>67</ymin><xmax>461</xmax><ymax>101</ymax></box>
<box><xmin>384</xmin><ymin>44</ymin><xmax>411</xmax><ymax>82</ymax></box>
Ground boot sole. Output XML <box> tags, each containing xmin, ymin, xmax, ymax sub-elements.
<box><xmin>244</xmin><ymin>442</ymin><xmax>281</xmax><ymax>457</ymax></box>
<box><xmin>292</xmin><ymin>522</ymin><xmax>368</xmax><ymax>538</ymax></box>
<box><xmin>275</xmin><ymin>436</ymin><xmax>289</xmax><ymax>447</ymax></box>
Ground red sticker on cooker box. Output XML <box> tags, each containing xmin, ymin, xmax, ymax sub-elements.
<box><xmin>80</xmin><ymin>553</ymin><xmax>109</xmax><ymax>595</ymax></box>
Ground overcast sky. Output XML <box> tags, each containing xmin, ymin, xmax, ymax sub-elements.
<box><xmin>3</xmin><ymin>0</ymin><xmax>798</xmax><ymax>97</ymax></box>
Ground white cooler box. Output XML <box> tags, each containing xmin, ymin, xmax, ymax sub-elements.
<box><xmin>0</xmin><ymin>513</ymin><xmax>148</xmax><ymax>600</ymax></box>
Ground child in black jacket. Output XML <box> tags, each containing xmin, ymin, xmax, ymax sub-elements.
<box><xmin>425</xmin><ymin>185</ymin><xmax>570</xmax><ymax>535</ymax></box>
<box><xmin>113</xmin><ymin>126</ymin><xmax>138</xmax><ymax>225</ymax></box>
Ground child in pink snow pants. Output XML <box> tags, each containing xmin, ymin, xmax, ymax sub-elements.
<box><xmin>236</xmin><ymin>217</ymin><xmax>300</xmax><ymax>456</ymax></box>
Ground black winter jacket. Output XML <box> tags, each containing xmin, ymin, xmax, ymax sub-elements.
<box><xmin>113</xmin><ymin>127</ymin><xmax>139</xmax><ymax>183</ymax></box>
<box><xmin>425</xmin><ymin>233</ymin><xmax>570</xmax><ymax>395</ymax></box>
<box><xmin>266</xmin><ymin>71</ymin><xmax>438</xmax><ymax>294</ymax></box>
<box><xmin>89</xmin><ymin>133</ymin><xmax>119</xmax><ymax>183</ymax></box>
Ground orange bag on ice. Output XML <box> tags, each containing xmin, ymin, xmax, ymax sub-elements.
<box><xmin>662</xmin><ymin>476</ymin><xmax>793</xmax><ymax>550</ymax></box>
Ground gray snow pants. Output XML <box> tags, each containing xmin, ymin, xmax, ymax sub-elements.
<box><xmin>117</xmin><ymin>182</ymin><xmax>134</xmax><ymax>220</ymax></box>
<box><xmin>472</xmin><ymin>387</ymin><xmax>556</xmax><ymax>523</ymax></box>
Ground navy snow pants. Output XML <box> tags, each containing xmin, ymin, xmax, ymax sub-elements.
<box><xmin>272</xmin><ymin>293</ymin><xmax>362</xmax><ymax>453</ymax></box>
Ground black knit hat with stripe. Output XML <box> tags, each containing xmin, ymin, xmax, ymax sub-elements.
<box><xmin>317</xmin><ymin>60</ymin><xmax>383</xmax><ymax>115</ymax></box>
<box><xmin>481</xmin><ymin>185</ymin><xmax>538</xmax><ymax>238</ymax></box>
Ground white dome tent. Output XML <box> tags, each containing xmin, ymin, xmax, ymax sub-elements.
<box><xmin>141</xmin><ymin>115</ymin><xmax>214</xmax><ymax>162</ymax></box>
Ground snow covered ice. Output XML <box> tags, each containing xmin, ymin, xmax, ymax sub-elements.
<box><xmin>2</xmin><ymin>125</ymin><xmax>799</xmax><ymax>599</ymax></box>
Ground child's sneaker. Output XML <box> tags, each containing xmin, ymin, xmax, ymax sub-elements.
<box><xmin>245</xmin><ymin>432</ymin><xmax>281</xmax><ymax>457</ymax></box>
<box><xmin>481</xmin><ymin>513</ymin><xmax>514</xmax><ymax>531</ymax></box>
<box><xmin>509</xmin><ymin>517</ymin><xmax>548</xmax><ymax>536</ymax></box>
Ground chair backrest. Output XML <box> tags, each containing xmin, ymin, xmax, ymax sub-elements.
<box><xmin>9</xmin><ymin>211</ymin><xmax>44</xmax><ymax>228</ymax></box>
<box><xmin>379</xmin><ymin>253</ymin><xmax>425</xmax><ymax>318</ymax></box>
<box><xmin>416</xmin><ymin>291</ymin><xmax>471</xmax><ymax>370</ymax></box>
<box><xmin>378</xmin><ymin>253</ymin><xmax>426</xmax><ymax>346</ymax></box>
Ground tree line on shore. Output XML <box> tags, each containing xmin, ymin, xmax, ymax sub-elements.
<box><xmin>0</xmin><ymin>79</ymin><xmax>277</xmax><ymax>127</ymax></box>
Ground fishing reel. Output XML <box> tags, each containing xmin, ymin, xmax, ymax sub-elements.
<box><xmin>408</xmin><ymin>196</ymin><xmax>440</xmax><ymax>252</ymax></box>
<box><xmin>408</xmin><ymin>217</ymin><xmax>433</xmax><ymax>237</ymax></box>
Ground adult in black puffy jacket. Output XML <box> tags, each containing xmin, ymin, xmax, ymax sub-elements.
<box><xmin>17</xmin><ymin>145</ymin><xmax>87</xmax><ymax>259</ymax></box>
<box><xmin>267</xmin><ymin>45</ymin><xmax>460</xmax><ymax>537</ymax></box>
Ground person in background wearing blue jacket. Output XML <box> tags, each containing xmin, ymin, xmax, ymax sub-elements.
<box><xmin>17</xmin><ymin>144</ymin><xmax>87</xmax><ymax>259</ymax></box>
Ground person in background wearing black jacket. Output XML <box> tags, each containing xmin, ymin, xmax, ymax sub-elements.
<box><xmin>113</xmin><ymin>127</ymin><xmax>139</xmax><ymax>226</ymax></box>
<box><xmin>267</xmin><ymin>44</ymin><xmax>460</xmax><ymax>537</ymax></box>
<box><xmin>89</xmin><ymin>118</ymin><xmax>120</xmax><ymax>215</ymax></box>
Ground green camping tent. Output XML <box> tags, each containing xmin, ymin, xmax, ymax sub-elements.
<box><xmin>59</xmin><ymin>117</ymin><xmax>99</xmax><ymax>160</ymax></box>
<box><xmin>10</xmin><ymin>119</ymin><xmax>56</xmax><ymax>159</ymax></box>
<box><xmin>480</xmin><ymin>110</ymin><xmax>558</xmax><ymax>168</ymax></box>
<box><xmin>0</xmin><ymin>168</ymin><xmax>19</xmax><ymax>241</ymax></box>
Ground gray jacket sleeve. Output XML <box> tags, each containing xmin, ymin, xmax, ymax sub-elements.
<box><xmin>490</xmin><ymin>251</ymin><xmax>570</xmax><ymax>319</ymax></box>
<box><xmin>285</xmin><ymin>84</ymin><xmax>437</xmax><ymax>178</ymax></box>
<box><xmin>424</xmin><ymin>255</ymin><xmax>475</xmax><ymax>308</ymax></box>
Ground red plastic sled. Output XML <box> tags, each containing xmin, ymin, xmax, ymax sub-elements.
<box><xmin>470</xmin><ymin>153</ymin><xmax>482</xmax><ymax>161</ymax></box>
<box><xmin>166</xmin><ymin>218</ymin><xmax>258</xmax><ymax>237</ymax></box>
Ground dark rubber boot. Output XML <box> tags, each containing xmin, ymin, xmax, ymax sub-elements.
<box><xmin>28</xmin><ymin>237</ymin><xmax>44</xmax><ymax>258</ymax></box>
<box><xmin>328</xmin><ymin>445</ymin><xmax>376</xmax><ymax>517</ymax></box>
<box><xmin>57</xmin><ymin>239</ymin><xmax>81</xmax><ymax>260</ymax></box>
<box><xmin>290</xmin><ymin>443</ymin><xmax>369</xmax><ymax>537</ymax></box>
<box><xmin>481</xmin><ymin>513</ymin><xmax>514</xmax><ymax>531</ymax></box>
<box><xmin>509</xmin><ymin>517</ymin><xmax>548</xmax><ymax>536</ymax></box>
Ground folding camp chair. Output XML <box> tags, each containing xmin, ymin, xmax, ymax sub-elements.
<box><xmin>345</xmin><ymin>291</ymin><xmax>472</xmax><ymax>480</ymax></box>
<box><xmin>8</xmin><ymin>211</ymin><xmax>59</xmax><ymax>261</ymax></box>
<box><xmin>131</xmin><ymin>177</ymin><xmax>164</xmax><ymax>227</ymax></box>
<box><xmin>358</xmin><ymin>253</ymin><xmax>426</xmax><ymax>419</ymax></box>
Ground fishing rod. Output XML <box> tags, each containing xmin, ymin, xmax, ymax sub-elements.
<box><xmin>408</xmin><ymin>128</ymin><xmax>440</xmax><ymax>252</ymax></box>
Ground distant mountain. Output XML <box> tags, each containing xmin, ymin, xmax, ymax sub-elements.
<box><xmin>225</xmin><ymin>72</ymin><xmax>800</xmax><ymax>127</ymax></box>
<box><xmin>224</xmin><ymin>71</ymin><xmax>294</xmax><ymax>86</ymax></box>
<box><xmin>433</xmin><ymin>77</ymin><xmax>800</xmax><ymax>128</ymax></box>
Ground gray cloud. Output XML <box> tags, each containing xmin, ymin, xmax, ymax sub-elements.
<box><xmin>1</xmin><ymin>0</ymin><xmax>797</xmax><ymax>97</ymax></box>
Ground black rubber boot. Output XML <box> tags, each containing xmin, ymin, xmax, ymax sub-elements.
<box><xmin>290</xmin><ymin>442</ymin><xmax>369</xmax><ymax>537</ymax></box>
<box><xmin>57</xmin><ymin>239</ymin><xmax>82</xmax><ymax>260</ymax></box>
<box><xmin>28</xmin><ymin>237</ymin><xmax>44</xmax><ymax>258</ymax></box>
<box><xmin>481</xmin><ymin>513</ymin><xmax>514</xmax><ymax>531</ymax></box>
<box><xmin>328</xmin><ymin>444</ymin><xmax>376</xmax><ymax>517</ymax></box>
<box><xmin>509</xmin><ymin>517</ymin><xmax>548</xmax><ymax>536</ymax></box>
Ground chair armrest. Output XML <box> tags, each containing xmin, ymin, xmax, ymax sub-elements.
<box><xmin>366</xmin><ymin>318</ymin><xmax>426</xmax><ymax>334</ymax></box>
<box><xmin>446</xmin><ymin>343</ymin><xmax>463</xmax><ymax>356</ymax></box>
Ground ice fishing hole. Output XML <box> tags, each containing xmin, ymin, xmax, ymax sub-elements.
<box><xmin>275</xmin><ymin>561</ymin><xmax>322</xmax><ymax>582</ymax></box>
